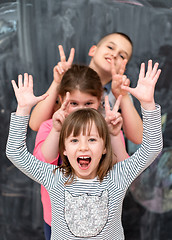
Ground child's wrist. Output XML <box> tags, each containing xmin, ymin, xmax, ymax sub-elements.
<box><xmin>141</xmin><ymin>100</ymin><xmax>156</xmax><ymax>110</ymax></box>
<box><xmin>16</xmin><ymin>106</ymin><xmax>31</xmax><ymax>116</ymax></box>
<box><xmin>52</xmin><ymin>125</ymin><xmax>61</xmax><ymax>134</ymax></box>
<box><xmin>52</xmin><ymin>79</ymin><xmax>61</xmax><ymax>87</ymax></box>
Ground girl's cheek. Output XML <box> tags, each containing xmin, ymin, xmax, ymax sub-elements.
<box><xmin>68</xmin><ymin>106</ymin><xmax>78</xmax><ymax>114</ymax></box>
<box><xmin>67</xmin><ymin>107</ymin><xmax>73</xmax><ymax>114</ymax></box>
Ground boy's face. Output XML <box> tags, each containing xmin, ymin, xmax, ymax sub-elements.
<box><xmin>63</xmin><ymin>122</ymin><xmax>106</xmax><ymax>179</ymax></box>
<box><xmin>89</xmin><ymin>34</ymin><xmax>132</xmax><ymax>83</ymax></box>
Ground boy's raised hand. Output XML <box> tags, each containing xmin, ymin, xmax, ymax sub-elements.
<box><xmin>121</xmin><ymin>60</ymin><xmax>161</xmax><ymax>110</ymax></box>
<box><xmin>111</xmin><ymin>58</ymin><xmax>130</xmax><ymax>98</ymax></box>
<box><xmin>105</xmin><ymin>95</ymin><xmax>123</xmax><ymax>136</ymax></box>
<box><xmin>12</xmin><ymin>73</ymin><xmax>48</xmax><ymax>116</ymax></box>
<box><xmin>53</xmin><ymin>45</ymin><xmax>75</xmax><ymax>84</ymax></box>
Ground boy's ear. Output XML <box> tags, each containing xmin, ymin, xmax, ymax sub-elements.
<box><xmin>88</xmin><ymin>45</ymin><xmax>97</xmax><ymax>57</ymax></box>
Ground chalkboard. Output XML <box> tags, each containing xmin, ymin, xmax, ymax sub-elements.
<box><xmin>0</xmin><ymin>1</ymin><xmax>172</xmax><ymax>239</ymax></box>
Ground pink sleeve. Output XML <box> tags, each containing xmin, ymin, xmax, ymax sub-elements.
<box><xmin>33</xmin><ymin>119</ymin><xmax>59</xmax><ymax>165</ymax></box>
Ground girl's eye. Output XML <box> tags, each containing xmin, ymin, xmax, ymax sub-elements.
<box><xmin>70</xmin><ymin>102</ymin><xmax>78</xmax><ymax>106</ymax></box>
<box><xmin>89</xmin><ymin>138</ymin><xmax>96</xmax><ymax>142</ymax></box>
<box><xmin>71</xmin><ymin>138</ymin><xmax>78</xmax><ymax>143</ymax></box>
<box><xmin>85</xmin><ymin>102</ymin><xmax>92</xmax><ymax>106</ymax></box>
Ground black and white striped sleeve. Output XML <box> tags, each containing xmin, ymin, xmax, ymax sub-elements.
<box><xmin>6</xmin><ymin>113</ymin><xmax>57</xmax><ymax>190</ymax></box>
<box><xmin>111</xmin><ymin>104</ymin><xmax>163</xmax><ymax>188</ymax></box>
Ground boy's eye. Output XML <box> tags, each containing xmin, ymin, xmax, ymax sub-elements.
<box><xmin>107</xmin><ymin>46</ymin><xmax>113</xmax><ymax>50</ymax></box>
<box><xmin>120</xmin><ymin>54</ymin><xmax>125</xmax><ymax>60</ymax></box>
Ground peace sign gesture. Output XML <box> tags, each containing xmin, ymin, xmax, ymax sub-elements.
<box><xmin>53</xmin><ymin>45</ymin><xmax>75</xmax><ymax>84</ymax></box>
<box><xmin>111</xmin><ymin>58</ymin><xmax>130</xmax><ymax>98</ymax></box>
<box><xmin>52</xmin><ymin>92</ymin><xmax>70</xmax><ymax>132</ymax></box>
<box><xmin>105</xmin><ymin>95</ymin><xmax>123</xmax><ymax>136</ymax></box>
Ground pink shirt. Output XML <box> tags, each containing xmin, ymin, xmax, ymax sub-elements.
<box><xmin>33</xmin><ymin>119</ymin><xmax>59</xmax><ymax>226</ymax></box>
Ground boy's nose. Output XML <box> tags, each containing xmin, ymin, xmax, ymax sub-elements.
<box><xmin>112</xmin><ymin>51</ymin><xmax>117</xmax><ymax>58</ymax></box>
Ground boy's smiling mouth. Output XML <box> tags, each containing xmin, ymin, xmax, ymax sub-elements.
<box><xmin>105</xmin><ymin>57</ymin><xmax>112</xmax><ymax>63</ymax></box>
<box><xmin>77</xmin><ymin>156</ymin><xmax>91</xmax><ymax>170</ymax></box>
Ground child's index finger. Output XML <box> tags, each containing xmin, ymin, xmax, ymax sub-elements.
<box><xmin>150</xmin><ymin>62</ymin><xmax>159</xmax><ymax>79</ymax></box>
<box><xmin>111</xmin><ymin>58</ymin><xmax>116</xmax><ymax>76</ymax></box>
<box><xmin>67</xmin><ymin>48</ymin><xmax>75</xmax><ymax>65</ymax></box>
<box><xmin>104</xmin><ymin>95</ymin><xmax>111</xmax><ymax>114</ymax></box>
<box><xmin>145</xmin><ymin>59</ymin><xmax>152</xmax><ymax>78</ymax></box>
<box><xmin>118</xmin><ymin>59</ymin><xmax>127</xmax><ymax>75</ymax></box>
<box><xmin>138</xmin><ymin>62</ymin><xmax>145</xmax><ymax>80</ymax></box>
<box><xmin>61</xmin><ymin>92</ymin><xmax>70</xmax><ymax>111</ymax></box>
<box><xmin>58</xmin><ymin>45</ymin><xmax>66</xmax><ymax>62</ymax></box>
<box><xmin>112</xmin><ymin>95</ymin><xmax>122</xmax><ymax>113</ymax></box>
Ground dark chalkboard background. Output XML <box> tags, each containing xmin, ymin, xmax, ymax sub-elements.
<box><xmin>0</xmin><ymin>1</ymin><xmax>172</xmax><ymax>239</ymax></box>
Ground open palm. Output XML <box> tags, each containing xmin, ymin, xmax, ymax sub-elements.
<box><xmin>121</xmin><ymin>60</ymin><xmax>161</xmax><ymax>104</ymax></box>
<box><xmin>12</xmin><ymin>73</ymin><xmax>48</xmax><ymax>112</ymax></box>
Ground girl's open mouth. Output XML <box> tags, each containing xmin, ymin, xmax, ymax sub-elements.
<box><xmin>77</xmin><ymin>156</ymin><xmax>91</xmax><ymax>170</ymax></box>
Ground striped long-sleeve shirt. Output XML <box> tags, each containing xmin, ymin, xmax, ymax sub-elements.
<box><xmin>6</xmin><ymin>105</ymin><xmax>163</xmax><ymax>240</ymax></box>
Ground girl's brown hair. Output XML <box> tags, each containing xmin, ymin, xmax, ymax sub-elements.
<box><xmin>58</xmin><ymin>108</ymin><xmax>113</xmax><ymax>184</ymax></box>
<box><xmin>58</xmin><ymin>64</ymin><xmax>103</xmax><ymax>101</ymax></box>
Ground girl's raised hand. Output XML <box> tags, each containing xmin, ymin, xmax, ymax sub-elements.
<box><xmin>52</xmin><ymin>92</ymin><xmax>70</xmax><ymax>132</ymax></box>
<box><xmin>12</xmin><ymin>73</ymin><xmax>48</xmax><ymax>116</ymax></box>
<box><xmin>53</xmin><ymin>45</ymin><xmax>75</xmax><ymax>84</ymax></box>
<box><xmin>121</xmin><ymin>60</ymin><xmax>161</xmax><ymax>110</ymax></box>
<box><xmin>105</xmin><ymin>95</ymin><xmax>123</xmax><ymax>136</ymax></box>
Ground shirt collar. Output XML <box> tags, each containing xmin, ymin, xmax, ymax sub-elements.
<box><xmin>104</xmin><ymin>81</ymin><xmax>112</xmax><ymax>94</ymax></box>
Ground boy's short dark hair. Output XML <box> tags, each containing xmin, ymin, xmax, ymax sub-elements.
<box><xmin>97</xmin><ymin>32</ymin><xmax>133</xmax><ymax>48</ymax></box>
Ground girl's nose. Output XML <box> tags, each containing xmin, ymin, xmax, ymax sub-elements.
<box><xmin>79</xmin><ymin>140</ymin><xmax>89</xmax><ymax>151</ymax></box>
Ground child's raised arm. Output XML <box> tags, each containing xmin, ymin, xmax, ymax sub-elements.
<box><xmin>12</xmin><ymin>73</ymin><xmax>48</xmax><ymax>116</ymax></box>
<box><xmin>105</xmin><ymin>95</ymin><xmax>129</xmax><ymax>163</ymax></box>
<box><xmin>40</xmin><ymin>92</ymin><xmax>71</xmax><ymax>163</ymax></box>
<box><xmin>29</xmin><ymin>46</ymin><xmax>75</xmax><ymax>131</ymax></box>
<box><xmin>121</xmin><ymin>60</ymin><xmax>161</xmax><ymax>110</ymax></box>
<box><xmin>6</xmin><ymin>73</ymin><xmax>57</xmax><ymax>189</ymax></box>
<box><xmin>111</xmin><ymin>59</ymin><xmax>143</xmax><ymax>144</ymax></box>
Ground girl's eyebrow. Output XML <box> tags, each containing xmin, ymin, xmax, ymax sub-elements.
<box><xmin>108</xmin><ymin>41</ymin><xmax>129</xmax><ymax>57</ymax></box>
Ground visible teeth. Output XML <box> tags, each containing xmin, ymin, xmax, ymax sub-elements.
<box><xmin>79</xmin><ymin>156</ymin><xmax>89</xmax><ymax>159</ymax></box>
<box><xmin>106</xmin><ymin>58</ymin><xmax>111</xmax><ymax>63</ymax></box>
